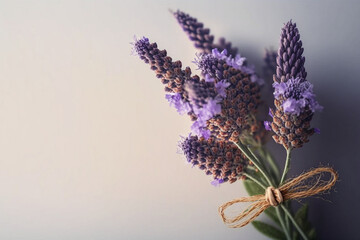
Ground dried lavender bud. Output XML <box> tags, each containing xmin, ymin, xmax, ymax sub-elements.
<box><xmin>194</xmin><ymin>50</ymin><xmax>262</xmax><ymax>142</ymax></box>
<box><xmin>173</xmin><ymin>10</ymin><xmax>238</xmax><ymax>56</ymax></box>
<box><xmin>133</xmin><ymin>36</ymin><xmax>198</xmax><ymax>118</ymax></box>
<box><xmin>270</xmin><ymin>78</ymin><xmax>322</xmax><ymax>149</ymax></box>
<box><xmin>180</xmin><ymin>135</ymin><xmax>248</xmax><ymax>183</ymax></box>
<box><xmin>275</xmin><ymin>21</ymin><xmax>307</xmax><ymax>83</ymax></box>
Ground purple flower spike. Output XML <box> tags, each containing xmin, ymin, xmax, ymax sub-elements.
<box><xmin>193</xmin><ymin>48</ymin><xmax>262</xmax><ymax>142</ymax></box>
<box><xmin>195</xmin><ymin>49</ymin><xmax>263</xmax><ymax>87</ymax></box>
<box><xmin>264</xmin><ymin>121</ymin><xmax>272</xmax><ymax>131</ymax></box>
<box><xmin>180</xmin><ymin>135</ymin><xmax>247</xmax><ymax>183</ymax></box>
<box><xmin>173</xmin><ymin>10</ymin><xmax>238</xmax><ymax>56</ymax></box>
<box><xmin>271</xmin><ymin>20</ymin><xmax>323</xmax><ymax>149</ymax></box>
<box><xmin>132</xmin><ymin>36</ymin><xmax>199</xmax><ymax>121</ymax></box>
<box><xmin>275</xmin><ymin>20</ymin><xmax>307</xmax><ymax>83</ymax></box>
<box><xmin>264</xmin><ymin>49</ymin><xmax>277</xmax><ymax>76</ymax></box>
<box><xmin>211</xmin><ymin>178</ymin><xmax>224</xmax><ymax>187</ymax></box>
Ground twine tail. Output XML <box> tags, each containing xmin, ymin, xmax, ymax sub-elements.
<box><xmin>218</xmin><ymin>196</ymin><xmax>269</xmax><ymax>228</ymax></box>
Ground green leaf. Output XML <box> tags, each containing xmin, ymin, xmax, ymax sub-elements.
<box><xmin>295</xmin><ymin>204</ymin><xmax>308</xmax><ymax>225</ymax></box>
<box><xmin>308</xmin><ymin>228</ymin><xmax>317</xmax><ymax>240</ymax></box>
<box><xmin>264</xmin><ymin>206</ymin><xmax>281</xmax><ymax>226</ymax></box>
<box><xmin>295</xmin><ymin>204</ymin><xmax>317</xmax><ymax>239</ymax></box>
<box><xmin>292</xmin><ymin>230</ymin><xmax>299</xmax><ymax>240</ymax></box>
<box><xmin>252</xmin><ymin>221</ymin><xmax>286</xmax><ymax>240</ymax></box>
<box><xmin>243</xmin><ymin>179</ymin><xmax>264</xmax><ymax>196</ymax></box>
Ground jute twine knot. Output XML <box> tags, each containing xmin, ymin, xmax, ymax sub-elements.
<box><xmin>219</xmin><ymin>167</ymin><xmax>338</xmax><ymax>228</ymax></box>
<box><xmin>265</xmin><ymin>186</ymin><xmax>283</xmax><ymax>206</ymax></box>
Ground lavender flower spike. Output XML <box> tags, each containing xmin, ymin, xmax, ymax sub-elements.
<box><xmin>172</xmin><ymin>10</ymin><xmax>238</xmax><ymax>56</ymax></box>
<box><xmin>132</xmin><ymin>36</ymin><xmax>197</xmax><ymax>118</ymax></box>
<box><xmin>180</xmin><ymin>135</ymin><xmax>248</xmax><ymax>183</ymax></box>
<box><xmin>271</xmin><ymin>21</ymin><xmax>322</xmax><ymax>149</ymax></box>
<box><xmin>275</xmin><ymin>20</ymin><xmax>307</xmax><ymax>83</ymax></box>
<box><xmin>263</xmin><ymin>49</ymin><xmax>277</xmax><ymax>77</ymax></box>
<box><xmin>194</xmin><ymin>49</ymin><xmax>263</xmax><ymax>142</ymax></box>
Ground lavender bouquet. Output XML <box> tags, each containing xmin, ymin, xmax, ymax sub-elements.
<box><xmin>132</xmin><ymin>10</ymin><xmax>338</xmax><ymax>240</ymax></box>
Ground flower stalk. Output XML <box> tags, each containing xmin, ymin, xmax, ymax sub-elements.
<box><xmin>281</xmin><ymin>205</ymin><xmax>309</xmax><ymax>240</ymax></box>
<box><xmin>280</xmin><ymin>147</ymin><xmax>292</xmax><ymax>185</ymax></box>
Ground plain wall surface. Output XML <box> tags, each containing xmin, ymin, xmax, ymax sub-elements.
<box><xmin>0</xmin><ymin>0</ymin><xmax>359</xmax><ymax>239</ymax></box>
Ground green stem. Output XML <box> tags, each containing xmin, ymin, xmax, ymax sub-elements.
<box><xmin>286</xmin><ymin>201</ymin><xmax>293</xmax><ymax>233</ymax></box>
<box><xmin>234</xmin><ymin>141</ymin><xmax>273</xmax><ymax>186</ymax></box>
<box><xmin>248</xmin><ymin>147</ymin><xmax>277</xmax><ymax>186</ymax></box>
<box><xmin>249</xmin><ymin>147</ymin><xmax>280</xmax><ymax>186</ymax></box>
<box><xmin>275</xmin><ymin>207</ymin><xmax>292</xmax><ymax>240</ymax></box>
<box><xmin>262</xmin><ymin>147</ymin><xmax>280</xmax><ymax>179</ymax></box>
<box><xmin>281</xmin><ymin>205</ymin><xmax>309</xmax><ymax>240</ymax></box>
<box><xmin>239</xmin><ymin>141</ymin><xmax>303</xmax><ymax>239</ymax></box>
<box><xmin>279</xmin><ymin>147</ymin><xmax>292</xmax><ymax>186</ymax></box>
<box><xmin>240</xmin><ymin>142</ymin><xmax>291</xmax><ymax>239</ymax></box>
<box><xmin>243</xmin><ymin>173</ymin><xmax>267</xmax><ymax>190</ymax></box>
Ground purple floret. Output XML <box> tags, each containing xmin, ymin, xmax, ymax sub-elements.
<box><xmin>165</xmin><ymin>93</ymin><xmax>192</xmax><ymax>115</ymax></box>
<box><xmin>215</xmin><ymin>80</ymin><xmax>231</xmax><ymax>98</ymax></box>
<box><xmin>273</xmin><ymin>77</ymin><xmax>323</xmax><ymax>115</ymax></box>
<box><xmin>212</xmin><ymin>48</ymin><xmax>228</xmax><ymax>60</ymax></box>
<box><xmin>195</xmin><ymin>48</ymin><xmax>263</xmax><ymax>85</ymax></box>
<box><xmin>226</xmin><ymin>54</ymin><xmax>247</xmax><ymax>70</ymax></box>
<box><xmin>132</xmin><ymin>36</ymin><xmax>150</xmax><ymax>55</ymax></box>
<box><xmin>205</xmin><ymin>74</ymin><xmax>215</xmax><ymax>83</ymax></box>
<box><xmin>191</xmin><ymin>98</ymin><xmax>222</xmax><ymax>139</ymax></box>
<box><xmin>273</xmin><ymin>82</ymin><xmax>287</xmax><ymax>99</ymax></box>
<box><xmin>268</xmin><ymin>108</ymin><xmax>274</xmax><ymax>118</ymax></box>
<box><xmin>190</xmin><ymin>120</ymin><xmax>211</xmax><ymax>139</ymax></box>
<box><xmin>211</xmin><ymin>178</ymin><xmax>224</xmax><ymax>187</ymax></box>
<box><xmin>314</xmin><ymin>128</ymin><xmax>321</xmax><ymax>134</ymax></box>
<box><xmin>264</xmin><ymin>121</ymin><xmax>272</xmax><ymax>131</ymax></box>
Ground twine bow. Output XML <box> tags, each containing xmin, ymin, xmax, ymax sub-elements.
<box><xmin>219</xmin><ymin>167</ymin><xmax>338</xmax><ymax>228</ymax></box>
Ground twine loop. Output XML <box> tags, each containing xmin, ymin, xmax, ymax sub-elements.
<box><xmin>218</xmin><ymin>167</ymin><xmax>338</xmax><ymax>228</ymax></box>
<box><xmin>265</xmin><ymin>186</ymin><xmax>283</xmax><ymax>206</ymax></box>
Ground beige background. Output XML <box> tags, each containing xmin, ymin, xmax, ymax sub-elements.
<box><xmin>0</xmin><ymin>0</ymin><xmax>359</xmax><ymax>239</ymax></box>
